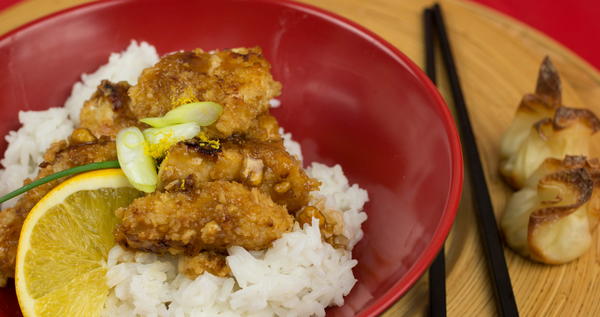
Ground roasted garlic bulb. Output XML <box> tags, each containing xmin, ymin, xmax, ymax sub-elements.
<box><xmin>500</xmin><ymin>57</ymin><xmax>600</xmax><ymax>188</ymax></box>
<box><xmin>501</xmin><ymin>156</ymin><xmax>600</xmax><ymax>264</ymax></box>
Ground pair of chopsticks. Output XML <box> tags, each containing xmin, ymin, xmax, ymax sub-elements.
<box><xmin>423</xmin><ymin>6</ymin><xmax>446</xmax><ymax>317</ymax></box>
<box><xmin>423</xmin><ymin>4</ymin><xmax>519</xmax><ymax>317</ymax></box>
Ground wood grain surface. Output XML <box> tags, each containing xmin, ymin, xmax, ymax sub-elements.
<box><xmin>1</xmin><ymin>0</ymin><xmax>599</xmax><ymax>316</ymax></box>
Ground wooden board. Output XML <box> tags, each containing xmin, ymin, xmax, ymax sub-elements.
<box><xmin>1</xmin><ymin>0</ymin><xmax>599</xmax><ymax>316</ymax></box>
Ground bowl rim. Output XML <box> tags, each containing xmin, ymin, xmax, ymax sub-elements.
<box><xmin>0</xmin><ymin>0</ymin><xmax>464</xmax><ymax>315</ymax></box>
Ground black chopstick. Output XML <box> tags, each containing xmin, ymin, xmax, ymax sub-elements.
<box><xmin>429</xmin><ymin>3</ymin><xmax>520</xmax><ymax>317</ymax></box>
<box><xmin>424</xmin><ymin>7</ymin><xmax>447</xmax><ymax>317</ymax></box>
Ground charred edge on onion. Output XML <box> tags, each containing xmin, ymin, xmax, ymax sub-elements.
<box><xmin>529</xmin><ymin>163</ymin><xmax>595</xmax><ymax>227</ymax></box>
<box><xmin>526</xmin><ymin>161</ymin><xmax>598</xmax><ymax>262</ymax></box>
<box><xmin>552</xmin><ymin>106</ymin><xmax>600</xmax><ymax>132</ymax></box>
<box><xmin>535</xmin><ymin>56</ymin><xmax>561</xmax><ymax>107</ymax></box>
<box><xmin>518</xmin><ymin>93</ymin><xmax>557</xmax><ymax>113</ymax></box>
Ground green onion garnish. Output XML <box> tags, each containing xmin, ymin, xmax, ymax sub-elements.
<box><xmin>0</xmin><ymin>160</ymin><xmax>120</xmax><ymax>204</ymax></box>
<box><xmin>116</xmin><ymin>127</ymin><xmax>158</xmax><ymax>193</ymax></box>
<box><xmin>0</xmin><ymin>102</ymin><xmax>224</xmax><ymax>204</ymax></box>
<box><xmin>143</xmin><ymin>122</ymin><xmax>201</xmax><ymax>159</ymax></box>
<box><xmin>140</xmin><ymin>102</ymin><xmax>223</xmax><ymax>128</ymax></box>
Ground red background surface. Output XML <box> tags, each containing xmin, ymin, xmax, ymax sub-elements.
<box><xmin>0</xmin><ymin>0</ymin><xmax>18</xmax><ymax>11</ymax></box>
<box><xmin>0</xmin><ymin>0</ymin><xmax>598</xmax><ymax>70</ymax></box>
<box><xmin>467</xmin><ymin>0</ymin><xmax>599</xmax><ymax>71</ymax></box>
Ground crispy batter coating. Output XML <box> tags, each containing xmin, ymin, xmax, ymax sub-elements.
<box><xmin>128</xmin><ymin>47</ymin><xmax>282</xmax><ymax>139</ymax></box>
<box><xmin>0</xmin><ymin>46</ymin><xmax>335</xmax><ymax>287</ymax></box>
<box><xmin>243</xmin><ymin>113</ymin><xmax>282</xmax><ymax>143</ymax></box>
<box><xmin>0</xmin><ymin>130</ymin><xmax>116</xmax><ymax>285</ymax></box>
<box><xmin>158</xmin><ymin>138</ymin><xmax>319</xmax><ymax>212</ymax></box>
<box><xmin>179</xmin><ymin>251</ymin><xmax>230</xmax><ymax>278</ymax></box>
<box><xmin>114</xmin><ymin>181</ymin><xmax>294</xmax><ymax>255</ymax></box>
<box><xmin>295</xmin><ymin>202</ymin><xmax>346</xmax><ymax>248</ymax></box>
<box><xmin>0</xmin><ymin>209</ymin><xmax>24</xmax><ymax>286</ymax></box>
<box><xmin>79</xmin><ymin>80</ymin><xmax>145</xmax><ymax>139</ymax></box>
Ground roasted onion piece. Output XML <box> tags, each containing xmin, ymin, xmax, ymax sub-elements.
<box><xmin>501</xmin><ymin>107</ymin><xmax>600</xmax><ymax>188</ymax></box>
<box><xmin>499</xmin><ymin>57</ymin><xmax>600</xmax><ymax>188</ymax></box>
<box><xmin>500</xmin><ymin>156</ymin><xmax>600</xmax><ymax>264</ymax></box>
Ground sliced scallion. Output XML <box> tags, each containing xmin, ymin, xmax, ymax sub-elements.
<box><xmin>140</xmin><ymin>102</ymin><xmax>223</xmax><ymax>128</ymax></box>
<box><xmin>0</xmin><ymin>160</ymin><xmax>120</xmax><ymax>204</ymax></box>
<box><xmin>116</xmin><ymin>127</ymin><xmax>157</xmax><ymax>193</ymax></box>
<box><xmin>143</xmin><ymin>122</ymin><xmax>201</xmax><ymax>158</ymax></box>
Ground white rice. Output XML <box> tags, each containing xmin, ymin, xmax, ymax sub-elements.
<box><xmin>0</xmin><ymin>108</ymin><xmax>73</xmax><ymax>207</ymax></box>
<box><xmin>0</xmin><ymin>42</ymin><xmax>368</xmax><ymax>316</ymax></box>
<box><xmin>0</xmin><ymin>41</ymin><xmax>159</xmax><ymax>208</ymax></box>
<box><xmin>64</xmin><ymin>40</ymin><xmax>159</xmax><ymax>126</ymax></box>
<box><xmin>268</xmin><ymin>99</ymin><xmax>281</xmax><ymax>108</ymax></box>
<box><xmin>306</xmin><ymin>164</ymin><xmax>368</xmax><ymax>249</ymax></box>
<box><xmin>103</xmin><ymin>157</ymin><xmax>368</xmax><ymax>317</ymax></box>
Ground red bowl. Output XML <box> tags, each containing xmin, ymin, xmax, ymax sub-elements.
<box><xmin>0</xmin><ymin>0</ymin><xmax>463</xmax><ymax>315</ymax></box>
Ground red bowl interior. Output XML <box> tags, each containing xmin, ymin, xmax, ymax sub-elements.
<box><xmin>0</xmin><ymin>0</ymin><xmax>463</xmax><ymax>315</ymax></box>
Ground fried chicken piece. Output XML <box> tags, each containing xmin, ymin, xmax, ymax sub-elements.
<box><xmin>158</xmin><ymin>138</ymin><xmax>319</xmax><ymax>212</ymax></box>
<box><xmin>296</xmin><ymin>203</ymin><xmax>347</xmax><ymax>248</ymax></box>
<box><xmin>179</xmin><ymin>251</ymin><xmax>230</xmax><ymax>278</ymax></box>
<box><xmin>0</xmin><ymin>129</ymin><xmax>116</xmax><ymax>285</ymax></box>
<box><xmin>0</xmin><ymin>209</ymin><xmax>24</xmax><ymax>286</ymax></box>
<box><xmin>244</xmin><ymin>113</ymin><xmax>282</xmax><ymax>143</ymax></box>
<box><xmin>128</xmin><ymin>47</ymin><xmax>281</xmax><ymax>138</ymax></box>
<box><xmin>79</xmin><ymin>80</ymin><xmax>145</xmax><ymax>138</ymax></box>
<box><xmin>114</xmin><ymin>181</ymin><xmax>294</xmax><ymax>255</ymax></box>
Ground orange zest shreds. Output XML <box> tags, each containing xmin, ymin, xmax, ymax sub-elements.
<box><xmin>197</xmin><ymin>131</ymin><xmax>221</xmax><ymax>150</ymax></box>
<box><xmin>172</xmin><ymin>87</ymin><xmax>199</xmax><ymax>106</ymax></box>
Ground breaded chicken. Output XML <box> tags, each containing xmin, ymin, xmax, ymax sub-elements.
<box><xmin>114</xmin><ymin>181</ymin><xmax>293</xmax><ymax>255</ymax></box>
<box><xmin>0</xmin><ymin>209</ymin><xmax>24</xmax><ymax>286</ymax></box>
<box><xmin>0</xmin><ymin>129</ymin><xmax>116</xmax><ymax>285</ymax></box>
<box><xmin>179</xmin><ymin>251</ymin><xmax>230</xmax><ymax>278</ymax></box>
<box><xmin>158</xmin><ymin>138</ymin><xmax>319</xmax><ymax>212</ymax></box>
<box><xmin>243</xmin><ymin>112</ymin><xmax>282</xmax><ymax>143</ymax></box>
<box><xmin>128</xmin><ymin>47</ymin><xmax>281</xmax><ymax>138</ymax></box>
<box><xmin>80</xmin><ymin>78</ymin><xmax>278</xmax><ymax>142</ymax></box>
<box><xmin>79</xmin><ymin>80</ymin><xmax>145</xmax><ymax>138</ymax></box>
<box><xmin>295</xmin><ymin>203</ymin><xmax>347</xmax><ymax>248</ymax></box>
